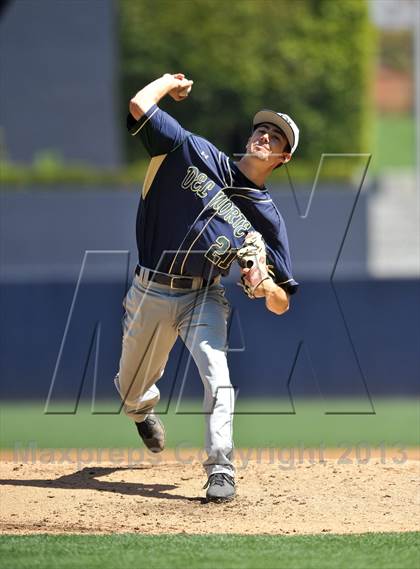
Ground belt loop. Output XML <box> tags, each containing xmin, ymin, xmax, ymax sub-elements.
<box><xmin>139</xmin><ymin>266</ymin><xmax>146</xmax><ymax>285</ymax></box>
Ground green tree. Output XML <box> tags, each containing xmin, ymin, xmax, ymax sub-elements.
<box><xmin>119</xmin><ymin>0</ymin><xmax>374</xmax><ymax>168</ymax></box>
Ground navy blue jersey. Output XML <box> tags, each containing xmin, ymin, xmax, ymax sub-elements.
<box><xmin>127</xmin><ymin>105</ymin><xmax>298</xmax><ymax>294</ymax></box>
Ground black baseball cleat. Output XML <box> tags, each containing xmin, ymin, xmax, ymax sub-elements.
<box><xmin>135</xmin><ymin>411</ymin><xmax>165</xmax><ymax>453</ymax></box>
<box><xmin>203</xmin><ymin>473</ymin><xmax>236</xmax><ymax>502</ymax></box>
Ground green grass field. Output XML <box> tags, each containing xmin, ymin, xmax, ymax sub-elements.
<box><xmin>0</xmin><ymin>533</ymin><xmax>419</xmax><ymax>569</ymax></box>
<box><xmin>372</xmin><ymin>113</ymin><xmax>415</xmax><ymax>172</ymax></box>
<box><xmin>1</xmin><ymin>398</ymin><xmax>419</xmax><ymax>450</ymax></box>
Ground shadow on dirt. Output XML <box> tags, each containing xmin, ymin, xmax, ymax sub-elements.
<box><xmin>0</xmin><ymin>466</ymin><xmax>205</xmax><ymax>502</ymax></box>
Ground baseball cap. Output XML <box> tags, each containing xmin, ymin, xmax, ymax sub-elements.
<box><xmin>253</xmin><ymin>109</ymin><xmax>299</xmax><ymax>154</ymax></box>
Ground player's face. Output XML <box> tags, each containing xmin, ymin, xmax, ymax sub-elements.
<box><xmin>247</xmin><ymin>123</ymin><xmax>291</xmax><ymax>167</ymax></box>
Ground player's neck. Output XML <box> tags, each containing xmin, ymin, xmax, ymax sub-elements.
<box><xmin>236</xmin><ymin>157</ymin><xmax>271</xmax><ymax>188</ymax></box>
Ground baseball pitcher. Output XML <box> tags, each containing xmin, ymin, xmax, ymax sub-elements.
<box><xmin>115</xmin><ymin>73</ymin><xmax>299</xmax><ymax>502</ymax></box>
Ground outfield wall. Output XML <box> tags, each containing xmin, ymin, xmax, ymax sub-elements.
<box><xmin>0</xmin><ymin>278</ymin><xmax>418</xmax><ymax>401</ymax></box>
<box><xmin>1</xmin><ymin>187</ymin><xmax>418</xmax><ymax>399</ymax></box>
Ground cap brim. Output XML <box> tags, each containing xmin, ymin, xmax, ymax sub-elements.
<box><xmin>253</xmin><ymin>110</ymin><xmax>295</xmax><ymax>153</ymax></box>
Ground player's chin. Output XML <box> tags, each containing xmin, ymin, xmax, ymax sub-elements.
<box><xmin>251</xmin><ymin>150</ymin><xmax>270</xmax><ymax>161</ymax></box>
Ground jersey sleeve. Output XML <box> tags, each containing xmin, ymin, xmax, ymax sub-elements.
<box><xmin>234</xmin><ymin>196</ymin><xmax>299</xmax><ymax>295</ymax></box>
<box><xmin>126</xmin><ymin>104</ymin><xmax>189</xmax><ymax>157</ymax></box>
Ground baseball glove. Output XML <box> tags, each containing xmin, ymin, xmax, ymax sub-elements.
<box><xmin>236</xmin><ymin>231</ymin><xmax>273</xmax><ymax>299</ymax></box>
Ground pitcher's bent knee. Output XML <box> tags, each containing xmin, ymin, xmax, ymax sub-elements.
<box><xmin>114</xmin><ymin>373</ymin><xmax>160</xmax><ymax>419</ymax></box>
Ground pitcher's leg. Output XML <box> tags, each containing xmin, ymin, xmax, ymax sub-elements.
<box><xmin>178</xmin><ymin>286</ymin><xmax>235</xmax><ymax>477</ymax></box>
<box><xmin>116</xmin><ymin>278</ymin><xmax>177</xmax><ymax>422</ymax></box>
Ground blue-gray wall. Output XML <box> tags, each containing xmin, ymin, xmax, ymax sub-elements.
<box><xmin>0</xmin><ymin>0</ymin><xmax>121</xmax><ymax>166</ymax></box>
<box><xmin>1</xmin><ymin>186</ymin><xmax>419</xmax><ymax>402</ymax></box>
<box><xmin>0</xmin><ymin>185</ymin><xmax>368</xmax><ymax>282</ymax></box>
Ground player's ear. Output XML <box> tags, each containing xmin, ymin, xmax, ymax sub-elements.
<box><xmin>274</xmin><ymin>152</ymin><xmax>292</xmax><ymax>169</ymax></box>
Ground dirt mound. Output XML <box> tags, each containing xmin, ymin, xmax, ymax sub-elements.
<box><xmin>1</xmin><ymin>449</ymin><xmax>419</xmax><ymax>535</ymax></box>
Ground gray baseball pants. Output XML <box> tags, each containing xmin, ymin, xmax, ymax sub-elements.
<box><xmin>114</xmin><ymin>268</ymin><xmax>235</xmax><ymax>477</ymax></box>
